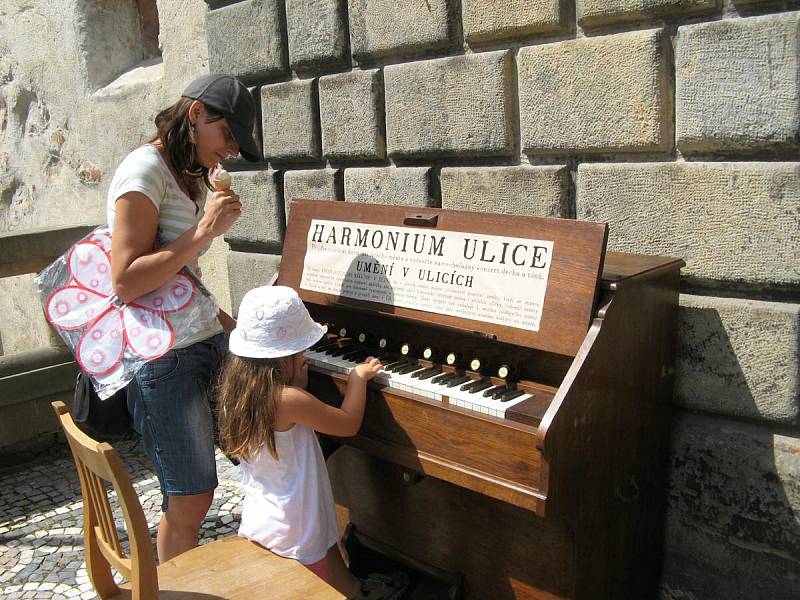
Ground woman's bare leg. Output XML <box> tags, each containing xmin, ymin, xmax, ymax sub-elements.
<box><xmin>157</xmin><ymin>491</ymin><xmax>214</xmax><ymax>562</ymax></box>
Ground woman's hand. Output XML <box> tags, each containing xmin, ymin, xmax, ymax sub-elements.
<box><xmin>197</xmin><ymin>189</ymin><xmax>241</xmax><ymax>239</ymax></box>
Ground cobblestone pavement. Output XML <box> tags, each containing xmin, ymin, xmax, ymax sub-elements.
<box><xmin>0</xmin><ymin>436</ymin><xmax>245</xmax><ymax>599</ymax></box>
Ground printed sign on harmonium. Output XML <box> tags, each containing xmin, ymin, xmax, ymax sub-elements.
<box><xmin>300</xmin><ymin>219</ymin><xmax>554</xmax><ymax>332</ymax></box>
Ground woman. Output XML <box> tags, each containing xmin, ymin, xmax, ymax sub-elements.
<box><xmin>107</xmin><ymin>74</ymin><xmax>260</xmax><ymax>562</ymax></box>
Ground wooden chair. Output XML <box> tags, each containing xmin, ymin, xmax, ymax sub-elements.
<box><xmin>52</xmin><ymin>401</ymin><xmax>344</xmax><ymax>599</ymax></box>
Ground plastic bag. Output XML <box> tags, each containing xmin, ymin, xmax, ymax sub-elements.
<box><xmin>34</xmin><ymin>227</ymin><xmax>220</xmax><ymax>399</ymax></box>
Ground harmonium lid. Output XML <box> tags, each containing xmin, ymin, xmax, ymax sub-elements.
<box><xmin>279</xmin><ymin>200</ymin><xmax>608</xmax><ymax>357</ymax></box>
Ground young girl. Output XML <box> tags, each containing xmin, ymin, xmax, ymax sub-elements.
<box><xmin>218</xmin><ymin>286</ymin><xmax>408</xmax><ymax>600</ymax></box>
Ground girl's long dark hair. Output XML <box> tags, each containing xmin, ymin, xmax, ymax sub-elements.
<box><xmin>150</xmin><ymin>98</ymin><xmax>223</xmax><ymax>203</ymax></box>
<box><xmin>216</xmin><ymin>355</ymin><xmax>286</xmax><ymax>462</ymax></box>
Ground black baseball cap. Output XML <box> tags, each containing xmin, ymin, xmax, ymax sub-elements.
<box><xmin>182</xmin><ymin>74</ymin><xmax>260</xmax><ymax>162</ymax></box>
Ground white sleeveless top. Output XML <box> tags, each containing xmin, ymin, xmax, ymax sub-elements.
<box><xmin>237</xmin><ymin>424</ymin><xmax>340</xmax><ymax>564</ymax></box>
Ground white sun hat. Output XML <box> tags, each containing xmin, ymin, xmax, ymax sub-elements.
<box><xmin>229</xmin><ymin>286</ymin><xmax>325</xmax><ymax>358</ymax></box>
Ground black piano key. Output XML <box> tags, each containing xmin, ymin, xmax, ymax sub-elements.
<box><xmin>327</xmin><ymin>346</ymin><xmax>352</xmax><ymax>357</ymax></box>
<box><xmin>341</xmin><ymin>348</ymin><xmax>367</xmax><ymax>360</ymax></box>
<box><xmin>491</xmin><ymin>386</ymin><xmax>509</xmax><ymax>399</ymax></box>
<box><xmin>411</xmin><ymin>366</ymin><xmax>438</xmax><ymax>379</ymax></box>
<box><xmin>483</xmin><ymin>385</ymin><xmax>506</xmax><ymax>398</ymax></box>
<box><xmin>500</xmin><ymin>389</ymin><xmax>526</xmax><ymax>402</ymax></box>
<box><xmin>469</xmin><ymin>379</ymin><xmax>494</xmax><ymax>393</ymax></box>
<box><xmin>397</xmin><ymin>362</ymin><xmax>423</xmax><ymax>375</ymax></box>
<box><xmin>416</xmin><ymin>367</ymin><xmax>443</xmax><ymax>380</ymax></box>
<box><xmin>460</xmin><ymin>378</ymin><xmax>490</xmax><ymax>392</ymax></box>
<box><xmin>431</xmin><ymin>372</ymin><xmax>459</xmax><ymax>385</ymax></box>
<box><xmin>445</xmin><ymin>375</ymin><xmax>471</xmax><ymax>388</ymax></box>
<box><xmin>311</xmin><ymin>339</ymin><xmax>333</xmax><ymax>351</ymax></box>
<box><xmin>385</xmin><ymin>359</ymin><xmax>413</xmax><ymax>372</ymax></box>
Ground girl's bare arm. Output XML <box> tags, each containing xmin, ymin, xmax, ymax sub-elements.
<box><xmin>279</xmin><ymin>358</ymin><xmax>383</xmax><ymax>437</ymax></box>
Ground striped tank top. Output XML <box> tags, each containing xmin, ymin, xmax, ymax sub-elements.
<box><xmin>106</xmin><ymin>144</ymin><xmax>222</xmax><ymax>348</ymax></box>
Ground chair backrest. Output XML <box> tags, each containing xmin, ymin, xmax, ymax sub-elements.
<box><xmin>52</xmin><ymin>401</ymin><xmax>158</xmax><ymax>599</ymax></box>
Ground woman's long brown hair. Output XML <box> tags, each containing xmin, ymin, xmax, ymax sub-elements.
<box><xmin>217</xmin><ymin>355</ymin><xmax>285</xmax><ymax>462</ymax></box>
<box><xmin>150</xmin><ymin>98</ymin><xmax>222</xmax><ymax>203</ymax></box>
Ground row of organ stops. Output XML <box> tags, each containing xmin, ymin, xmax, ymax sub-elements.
<box><xmin>308</xmin><ymin>325</ymin><xmax>527</xmax><ymax>404</ymax></box>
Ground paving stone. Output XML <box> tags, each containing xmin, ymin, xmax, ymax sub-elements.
<box><xmin>0</xmin><ymin>439</ymin><xmax>245</xmax><ymax>598</ymax></box>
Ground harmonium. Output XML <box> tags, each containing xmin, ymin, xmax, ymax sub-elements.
<box><xmin>276</xmin><ymin>199</ymin><xmax>684</xmax><ymax>600</ymax></box>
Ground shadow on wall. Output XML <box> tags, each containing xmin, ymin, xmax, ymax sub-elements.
<box><xmin>660</xmin><ymin>305</ymin><xmax>800</xmax><ymax>600</ymax></box>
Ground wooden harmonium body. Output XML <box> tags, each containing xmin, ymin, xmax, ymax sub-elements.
<box><xmin>277</xmin><ymin>200</ymin><xmax>684</xmax><ymax>600</ymax></box>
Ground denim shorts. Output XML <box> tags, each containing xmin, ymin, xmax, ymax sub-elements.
<box><xmin>127</xmin><ymin>333</ymin><xmax>228</xmax><ymax>511</ymax></box>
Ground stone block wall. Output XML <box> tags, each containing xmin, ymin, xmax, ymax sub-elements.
<box><xmin>210</xmin><ymin>2</ymin><xmax>799</xmax><ymax>598</ymax></box>
<box><xmin>2</xmin><ymin>0</ymin><xmax>798</xmax><ymax>597</ymax></box>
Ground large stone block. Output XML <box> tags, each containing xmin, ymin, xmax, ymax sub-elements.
<box><xmin>440</xmin><ymin>166</ymin><xmax>569</xmax><ymax>217</ymax></box>
<box><xmin>287</xmin><ymin>0</ymin><xmax>349</xmax><ymax>71</ymax></box>
<box><xmin>676</xmin><ymin>12</ymin><xmax>800</xmax><ymax>152</ymax></box>
<box><xmin>261</xmin><ymin>80</ymin><xmax>321</xmax><ymax>161</ymax></box>
<box><xmin>344</xmin><ymin>167</ymin><xmax>436</xmax><ymax>206</ymax></box>
<box><xmin>462</xmin><ymin>0</ymin><xmax>565</xmax><ymax>43</ymax></box>
<box><xmin>319</xmin><ymin>69</ymin><xmax>386</xmax><ymax>160</ymax></box>
<box><xmin>223</xmin><ymin>169</ymin><xmax>284</xmax><ymax>252</ymax></box>
<box><xmin>576</xmin><ymin>162</ymin><xmax>800</xmax><ymax>287</ymax></box>
<box><xmin>577</xmin><ymin>0</ymin><xmax>719</xmax><ymax>28</ymax></box>
<box><xmin>227</xmin><ymin>251</ymin><xmax>282</xmax><ymax>315</ymax></box>
<box><xmin>284</xmin><ymin>169</ymin><xmax>342</xmax><ymax>222</ymax></box>
<box><xmin>518</xmin><ymin>29</ymin><xmax>672</xmax><ymax>154</ymax></box>
<box><xmin>384</xmin><ymin>51</ymin><xmax>515</xmax><ymax>158</ymax></box>
<box><xmin>662</xmin><ymin>413</ymin><xmax>800</xmax><ymax>600</ymax></box>
<box><xmin>677</xmin><ymin>294</ymin><xmax>799</xmax><ymax>425</ymax></box>
<box><xmin>347</xmin><ymin>0</ymin><xmax>460</xmax><ymax>60</ymax></box>
<box><xmin>206</xmin><ymin>0</ymin><xmax>287</xmax><ymax>84</ymax></box>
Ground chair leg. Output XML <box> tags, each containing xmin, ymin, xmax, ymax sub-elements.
<box><xmin>85</xmin><ymin>530</ymin><xmax>120</xmax><ymax>598</ymax></box>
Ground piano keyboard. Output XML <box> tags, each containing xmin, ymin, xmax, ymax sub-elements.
<box><xmin>304</xmin><ymin>340</ymin><xmax>534</xmax><ymax>419</ymax></box>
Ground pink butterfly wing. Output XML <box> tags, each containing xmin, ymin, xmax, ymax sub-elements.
<box><xmin>75</xmin><ymin>308</ymin><xmax>125</xmax><ymax>376</ymax></box>
<box><xmin>131</xmin><ymin>274</ymin><xmax>195</xmax><ymax>314</ymax></box>
<box><xmin>88</xmin><ymin>229</ymin><xmax>112</xmax><ymax>252</ymax></box>
<box><xmin>123</xmin><ymin>306</ymin><xmax>174</xmax><ymax>359</ymax></box>
<box><xmin>45</xmin><ymin>286</ymin><xmax>111</xmax><ymax>330</ymax></box>
<box><xmin>68</xmin><ymin>241</ymin><xmax>113</xmax><ymax>297</ymax></box>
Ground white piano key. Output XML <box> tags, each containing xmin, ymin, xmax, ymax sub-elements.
<box><xmin>446</xmin><ymin>385</ymin><xmax>532</xmax><ymax>418</ymax></box>
<box><xmin>308</xmin><ymin>351</ymin><xmax>538</xmax><ymax>412</ymax></box>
